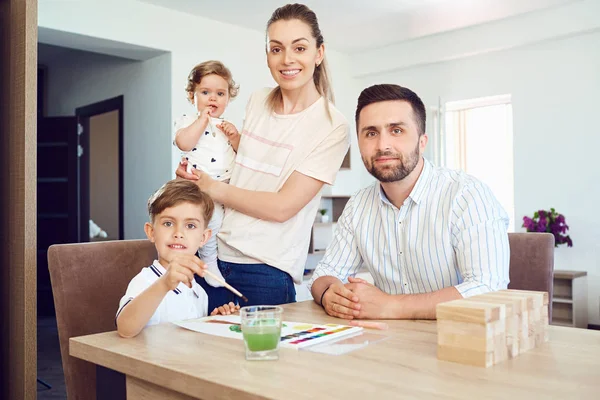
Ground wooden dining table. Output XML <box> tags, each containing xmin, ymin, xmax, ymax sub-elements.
<box><xmin>70</xmin><ymin>301</ymin><xmax>600</xmax><ymax>399</ymax></box>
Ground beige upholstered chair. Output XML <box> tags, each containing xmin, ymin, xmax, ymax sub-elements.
<box><xmin>48</xmin><ymin>239</ymin><xmax>156</xmax><ymax>400</ymax></box>
<box><xmin>507</xmin><ymin>232</ymin><xmax>555</xmax><ymax>319</ymax></box>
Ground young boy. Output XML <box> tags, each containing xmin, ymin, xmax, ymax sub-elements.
<box><xmin>116</xmin><ymin>179</ymin><xmax>238</xmax><ymax>338</ymax></box>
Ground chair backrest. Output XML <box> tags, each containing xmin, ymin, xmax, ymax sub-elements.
<box><xmin>48</xmin><ymin>239</ymin><xmax>156</xmax><ymax>400</ymax></box>
<box><xmin>507</xmin><ymin>232</ymin><xmax>554</xmax><ymax>318</ymax></box>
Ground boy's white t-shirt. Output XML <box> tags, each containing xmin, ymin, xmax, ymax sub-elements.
<box><xmin>116</xmin><ymin>260</ymin><xmax>209</xmax><ymax>326</ymax></box>
<box><xmin>217</xmin><ymin>88</ymin><xmax>350</xmax><ymax>284</ymax></box>
<box><xmin>174</xmin><ymin>114</ymin><xmax>236</xmax><ymax>181</ymax></box>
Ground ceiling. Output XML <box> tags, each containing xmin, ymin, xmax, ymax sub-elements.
<box><xmin>139</xmin><ymin>0</ymin><xmax>576</xmax><ymax>53</ymax></box>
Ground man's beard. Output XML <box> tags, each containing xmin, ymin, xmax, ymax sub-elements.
<box><xmin>363</xmin><ymin>142</ymin><xmax>420</xmax><ymax>183</ymax></box>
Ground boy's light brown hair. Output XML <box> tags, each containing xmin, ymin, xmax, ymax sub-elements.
<box><xmin>147</xmin><ymin>180</ymin><xmax>214</xmax><ymax>226</ymax></box>
<box><xmin>185</xmin><ymin>60</ymin><xmax>240</xmax><ymax>103</ymax></box>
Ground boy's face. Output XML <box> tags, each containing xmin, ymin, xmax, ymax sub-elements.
<box><xmin>144</xmin><ymin>202</ymin><xmax>211</xmax><ymax>266</ymax></box>
<box><xmin>193</xmin><ymin>74</ymin><xmax>230</xmax><ymax>118</ymax></box>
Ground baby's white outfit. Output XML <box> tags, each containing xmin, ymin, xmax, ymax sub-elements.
<box><xmin>174</xmin><ymin>114</ymin><xmax>235</xmax><ymax>181</ymax></box>
<box><xmin>174</xmin><ymin>114</ymin><xmax>236</xmax><ymax>287</ymax></box>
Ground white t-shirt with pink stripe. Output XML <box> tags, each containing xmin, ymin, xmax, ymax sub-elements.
<box><xmin>217</xmin><ymin>88</ymin><xmax>350</xmax><ymax>284</ymax></box>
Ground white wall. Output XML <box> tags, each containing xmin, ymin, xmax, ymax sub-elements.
<box><xmin>323</xmin><ymin>50</ymin><xmax>369</xmax><ymax>196</ymax></box>
<box><xmin>38</xmin><ymin>0</ymin><xmax>365</xmax><ymax>236</ymax></box>
<box><xmin>358</xmin><ymin>30</ymin><xmax>600</xmax><ymax>324</ymax></box>
<box><xmin>38</xmin><ymin>44</ymin><xmax>172</xmax><ymax>239</ymax></box>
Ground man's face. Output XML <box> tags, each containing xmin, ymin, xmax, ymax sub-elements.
<box><xmin>357</xmin><ymin>100</ymin><xmax>427</xmax><ymax>183</ymax></box>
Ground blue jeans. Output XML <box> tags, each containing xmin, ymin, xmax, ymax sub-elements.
<box><xmin>196</xmin><ymin>259</ymin><xmax>296</xmax><ymax>312</ymax></box>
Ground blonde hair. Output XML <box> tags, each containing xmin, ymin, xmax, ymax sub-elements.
<box><xmin>265</xmin><ymin>3</ymin><xmax>334</xmax><ymax>120</ymax></box>
<box><xmin>185</xmin><ymin>60</ymin><xmax>239</xmax><ymax>103</ymax></box>
<box><xmin>147</xmin><ymin>180</ymin><xmax>214</xmax><ymax>226</ymax></box>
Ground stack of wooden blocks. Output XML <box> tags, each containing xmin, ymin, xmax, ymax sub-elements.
<box><xmin>436</xmin><ymin>289</ymin><xmax>549</xmax><ymax>367</ymax></box>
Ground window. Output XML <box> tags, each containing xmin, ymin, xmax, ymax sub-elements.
<box><xmin>442</xmin><ymin>95</ymin><xmax>515</xmax><ymax>231</ymax></box>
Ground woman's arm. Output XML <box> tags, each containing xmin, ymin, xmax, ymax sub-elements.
<box><xmin>174</xmin><ymin>110</ymin><xmax>210</xmax><ymax>152</ymax></box>
<box><xmin>176</xmin><ymin>162</ymin><xmax>323</xmax><ymax>223</ymax></box>
<box><xmin>211</xmin><ymin>170</ymin><xmax>323</xmax><ymax>223</ymax></box>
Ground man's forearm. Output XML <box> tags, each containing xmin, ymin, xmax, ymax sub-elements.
<box><xmin>389</xmin><ymin>286</ymin><xmax>462</xmax><ymax>319</ymax></box>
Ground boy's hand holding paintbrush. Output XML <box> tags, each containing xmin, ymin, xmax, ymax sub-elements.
<box><xmin>162</xmin><ymin>254</ymin><xmax>206</xmax><ymax>291</ymax></box>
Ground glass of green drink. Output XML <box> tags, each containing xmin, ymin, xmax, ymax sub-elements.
<box><xmin>240</xmin><ymin>306</ymin><xmax>283</xmax><ymax>361</ymax></box>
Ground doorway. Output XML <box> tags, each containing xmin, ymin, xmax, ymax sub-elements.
<box><xmin>76</xmin><ymin>96</ymin><xmax>124</xmax><ymax>242</ymax></box>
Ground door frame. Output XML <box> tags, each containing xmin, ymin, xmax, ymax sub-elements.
<box><xmin>75</xmin><ymin>95</ymin><xmax>124</xmax><ymax>241</ymax></box>
<box><xmin>1</xmin><ymin>0</ymin><xmax>37</xmax><ymax>398</ymax></box>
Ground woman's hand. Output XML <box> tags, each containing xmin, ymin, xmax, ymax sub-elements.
<box><xmin>191</xmin><ymin>167</ymin><xmax>217</xmax><ymax>195</ymax></box>
<box><xmin>175</xmin><ymin>158</ymin><xmax>199</xmax><ymax>181</ymax></box>
<box><xmin>175</xmin><ymin>158</ymin><xmax>218</xmax><ymax>195</ymax></box>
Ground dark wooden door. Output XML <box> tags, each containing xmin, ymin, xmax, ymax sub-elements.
<box><xmin>37</xmin><ymin>116</ymin><xmax>78</xmax><ymax>316</ymax></box>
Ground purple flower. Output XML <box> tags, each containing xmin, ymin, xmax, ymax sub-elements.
<box><xmin>523</xmin><ymin>209</ymin><xmax>572</xmax><ymax>248</ymax></box>
<box><xmin>538</xmin><ymin>217</ymin><xmax>547</xmax><ymax>232</ymax></box>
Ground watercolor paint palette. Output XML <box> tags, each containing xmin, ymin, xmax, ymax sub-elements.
<box><xmin>279</xmin><ymin>325</ymin><xmax>361</xmax><ymax>349</ymax></box>
<box><xmin>174</xmin><ymin>315</ymin><xmax>363</xmax><ymax>350</ymax></box>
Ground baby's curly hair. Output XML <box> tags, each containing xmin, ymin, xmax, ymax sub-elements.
<box><xmin>185</xmin><ymin>60</ymin><xmax>239</xmax><ymax>103</ymax></box>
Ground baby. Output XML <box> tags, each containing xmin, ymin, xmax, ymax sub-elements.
<box><xmin>173</xmin><ymin>60</ymin><xmax>240</xmax><ymax>287</ymax></box>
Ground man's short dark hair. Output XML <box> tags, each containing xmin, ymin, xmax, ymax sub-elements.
<box><xmin>355</xmin><ymin>84</ymin><xmax>426</xmax><ymax>136</ymax></box>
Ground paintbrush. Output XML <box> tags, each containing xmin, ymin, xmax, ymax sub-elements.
<box><xmin>348</xmin><ymin>320</ymin><xmax>389</xmax><ymax>330</ymax></box>
<box><xmin>203</xmin><ymin>268</ymin><xmax>248</xmax><ymax>303</ymax></box>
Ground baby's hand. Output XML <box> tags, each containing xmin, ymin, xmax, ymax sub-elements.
<box><xmin>197</xmin><ymin>107</ymin><xmax>211</xmax><ymax>123</ymax></box>
<box><xmin>210</xmin><ymin>302</ymin><xmax>240</xmax><ymax>316</ymax></box>
<box><xmin>161</xmin><ymin>254</ymin><xmax>206</xmax><ymax>291</ymax></box>
<box><xmin>217</xmin><ymin>121</ymin><xmax>239</xmax><ymax>139</ymax></box>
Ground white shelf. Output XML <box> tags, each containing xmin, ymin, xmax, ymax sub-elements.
<box><xmin>551</xmin><ymin>270</ymin><xmax>587</xmax><ymax>329</ymax></box>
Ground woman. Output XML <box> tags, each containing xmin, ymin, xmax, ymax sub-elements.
<box><xmin>177</xmin><ymin>3</ymin><xmax>349</xmax><ymax>308</ymax></box>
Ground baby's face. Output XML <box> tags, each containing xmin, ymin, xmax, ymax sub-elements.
<box><xmin>193</xmin><ymin>74</ymin><xmax>230</xmax><ymax>118</ymax></box>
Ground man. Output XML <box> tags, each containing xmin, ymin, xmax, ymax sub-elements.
<box><xmin>309</xmin><ymin>84</ymin><xmax>510</xmax><ymax>321</ymax></box>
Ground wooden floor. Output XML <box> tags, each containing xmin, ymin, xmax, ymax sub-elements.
<box><xmin>38</xmin><ymin>316</ymin><xmax>67</xmax><ymax>399</ymax></box>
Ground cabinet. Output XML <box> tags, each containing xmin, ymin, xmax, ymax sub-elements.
<box><xmin>551</xmin><ymin>270</ymin><xmax>588</xmax><ymax>328</ymax></box>
<box><xmin>37</xmin><ymin>117</ymin><xmax>79</xmax><ymax>316</ymax></box>
<box><xmin>299</xmin><ymin>195</ymin><xmax>351</xmax><ymax>301</ymax></box>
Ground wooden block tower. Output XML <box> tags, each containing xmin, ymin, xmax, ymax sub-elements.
<box><xmin>436</xmin><ymin>289</ymin><xmax>549</xmax><ymax>367</ymax></box>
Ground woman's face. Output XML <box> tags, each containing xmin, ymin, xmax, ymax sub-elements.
<box><xmin>266</xmin><ymin>19</ymin><xmax>324</xmax><ymax>93</ymax></box>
